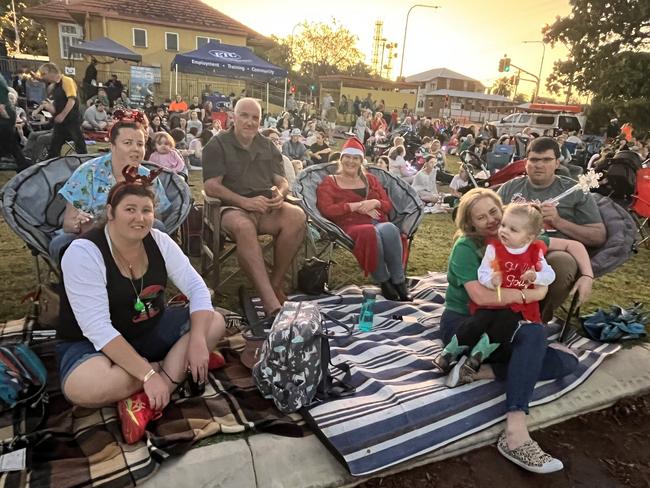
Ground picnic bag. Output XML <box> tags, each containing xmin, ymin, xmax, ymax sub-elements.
<box><xmin>297</xmin><ymin>258</ymin><xmax>331</xmax><ymax>295</ymax></box>
<box><xmin>24</xmin><ymin>283</ymin><xmax>61</xmax><ymax>330</ymax></box>
<box><xmin>252</xmin><ymin>301</ymin><xmax>354</xmax><ymax>414</ymax></box>
<box><xmin>0</xmin><ymin>343</ymin><xmax>48</xmax><ymax>443</ymax></box>
<box><xmin>180</xmin><ymin>202</ymin><xmax>203</xmax><ymax>257</ymax></box>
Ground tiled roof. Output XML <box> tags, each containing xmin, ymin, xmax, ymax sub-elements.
<box><xmin>24</xmin><ymin>0</ymin><xmax>268</xmax><ymax>43</ymax></box>
<box><xmin>24</xmin><ymin>1</ymin><xmax>71</xmax><ymax>21</ymax></box>
<box><xmin>406</xmin><ymin>67</ymin><xmax>484</xmax><ymax>86</ymax></box>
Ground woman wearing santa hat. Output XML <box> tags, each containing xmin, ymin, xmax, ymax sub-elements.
<box><xmin>316</xmin><ymin>137</ymin><xmax>412</xmax><ymax>301</ymax></box>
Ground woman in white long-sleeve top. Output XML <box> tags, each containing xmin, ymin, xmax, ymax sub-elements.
<box><xmin>56</xmin><ymin>170</ymin><xmax>225</xmax><ymax>444</ymax></box>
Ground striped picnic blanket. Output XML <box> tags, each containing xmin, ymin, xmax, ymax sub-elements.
<box><xmin>0</xmin><ymin>316</ymin><xmax>305</xmax><ymax>488</ymax></box>
<box><xmin>300</xmin><ymin>273</ymin><xmax>621</xmax><ymax>476</ymax></box>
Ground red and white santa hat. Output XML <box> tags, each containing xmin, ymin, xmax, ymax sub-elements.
<box><xmin>341</xmin><ymin>137</ymin><xmax>365</xmax><ymax>157</ymax></box>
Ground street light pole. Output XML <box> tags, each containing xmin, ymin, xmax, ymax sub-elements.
<box><xmin>522</xmin><ymin>40</ymin><xmax>546</xmax><ymax>102</ymax></box>
<box><xmin>285</xmin><ymin>22</ymin><xmax>302</xmax><ymax>110</ymax></box>
<box><xmin>399</xmin><ymin>4</ymin><xmax>440</xmax><ymax>80</ymax></box>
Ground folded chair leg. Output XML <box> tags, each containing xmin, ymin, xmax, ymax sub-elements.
<box><xmin>33</xmin><ymin>255</ymin><xmax>42</xmax><ymax>286</ymax></box>
<box><xmin>559</xmin><ymin>293</ymin><xmax>581</xmax><ymax>343</ymax></box>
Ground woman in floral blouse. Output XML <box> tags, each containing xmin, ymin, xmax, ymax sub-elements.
<box><xmin>48</xmin><ymin>110</ymin><xmax>170</xmax><ymax>261</ymax></box>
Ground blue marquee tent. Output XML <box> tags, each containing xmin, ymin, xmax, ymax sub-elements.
<box><xmin>171</xmin><ymin>41</ymin><xmax>287</xmax><ymax>81</ymax></box>
<box><xmin>170</xmin><ymin>41</ymin><xmax>288</xmax><ymax>111</ymax></box>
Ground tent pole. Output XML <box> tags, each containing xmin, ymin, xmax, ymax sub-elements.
<box><xmin>266</xmin><ymin>82</ymin><xmax>269</xmax><ymax>115</ymax></box>
<box><xmin>175</xmin><ymin>64</ymin><xmax>178</xmax><ymax>96</ymax></box>
<box><xmin>169</xmin><ymin>68</ymin><xmax>173</xmax><ymax>99</ymax></box>
<box><xmin>283</xmin><ymin>78</ymin><xmax>287</xmax><ymax>111</ymax></box>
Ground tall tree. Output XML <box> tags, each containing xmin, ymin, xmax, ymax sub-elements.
<box><xmin>271</xmin><ymin>19</ymin><xmax>368</xmax><ymax>79</ymax></box>
<box><xmin>490</xmin><ymin>76</ymin><xmax>515</xmax><ymax>97</ymax></box>
<box><xmin>543</xmin><ymin>0</ymin><xmax>650</xmax><ymax>101</ymax></box>
<box><xmin>1</xmin><ymin>0</ymin><xmax>47</xmax><ymax>55</ymax></box>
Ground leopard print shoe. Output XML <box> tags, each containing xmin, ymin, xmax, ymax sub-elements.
<box><xmin>497</xmin><ymin>432</ymin><xmax>564</xmax><ymax>474</ymax></box>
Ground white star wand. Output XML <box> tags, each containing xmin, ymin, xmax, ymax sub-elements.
<box><xmin>545</xmin><ymin>169</ymin><xmax>603</xmax><ymax>205</ymax></box>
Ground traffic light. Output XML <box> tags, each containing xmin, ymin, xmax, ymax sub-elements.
<box><xmin>290</xmin><ymin>85</ymin><xmax>296</xmax><ymax>94</ymax></box>
<box><xmin>310</xmin><ymin>84</ymin><xmax>316</xmax><ymax>91</ymax></box>
<box><xmin>498</xmin><ymin>56</ymin><xmax>512</xmax><ymax>72</ymax></box>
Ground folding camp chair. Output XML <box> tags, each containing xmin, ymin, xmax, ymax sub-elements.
<box><xmin>199</xmin><ymin>192</ymin><xmax>300</xmax><ymax>294</ymax></box>
<box><xmin>588</xmin><ymin>193</ymin><xmax>636</xmax><ymax>278</ymax></box>
<box><xmin>0</xmin><ymin>154</ymin><xmax>192</xmax><ymax>284</ymax></box>
<box><xmin>292</xmin><ymin>162</ymin><xmax>424</xmax><ymax>282</ymax></box>
<box><xmin>631</xmin><ymin>167</ymin><xmax>650</xmax><ymax>250</ymax></box>
<box><xmin>485</xmin><ymin>144</ymin><xmax>514</xmax><ymax>172</ymax></box>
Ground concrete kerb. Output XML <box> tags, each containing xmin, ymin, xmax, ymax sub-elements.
<box><xmin>143</xmin><ymin>344</ymin><xmax>650</xmax><ymax>488</ymax></box>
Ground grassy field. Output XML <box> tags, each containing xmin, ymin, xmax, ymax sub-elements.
<box><xmin>1</xmin><ymin>157</ymin><xmax>649</xmax><ymax>322</ymax></box>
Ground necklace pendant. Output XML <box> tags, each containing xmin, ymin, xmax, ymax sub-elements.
<box><xmin>134</xmin><ymin>298</ymin><xmax>145</xmax><ymax>312</ymax></box>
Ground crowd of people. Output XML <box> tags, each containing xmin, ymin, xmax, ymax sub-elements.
<box><xmin>0</xmin><ymin>61</ymin><xmax>242</xmax><ymax>175</ymax></box>
<box><xmin>2</xmin><ymin>60</ymin><xmax>648</xmax><ymax>476</ymax></box>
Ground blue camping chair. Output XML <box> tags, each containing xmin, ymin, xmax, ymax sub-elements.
<box><xmin>1</xmin><ymin>154</ymin><xmax>192</xmax><ymax>282</ymax></box>
<box><xmin>292</xmin><ymin>162</ymin><xmax>424</xmax><ymax>283</ymax></box>
<box><xmin>486</xmin><ymin>144</ymin><xmax>514</xmax><ymax>172</ymax></box>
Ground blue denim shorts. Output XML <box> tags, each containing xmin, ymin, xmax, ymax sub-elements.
<box><xmin>56</xmin><ymin>306</ymin><xmax>191</xmax><ymax>388</ymax></box>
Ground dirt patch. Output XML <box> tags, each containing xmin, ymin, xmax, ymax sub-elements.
<box><xmin>359</xmin><ymin>394</ymin><xmax>650</xmax><ymax>488</ymax></box>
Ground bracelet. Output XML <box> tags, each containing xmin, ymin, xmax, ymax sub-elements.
<box><xmin>581</xmin><ymin>275</ymin><xmax>594</xmax><ymax>279</ymax></box>
<box><xmin>519</xmin><ymin>289</ymin><xmax>527</xmax><ymax>304</ymax></box>
<box><xmin>160</xmin><ymin>365</ymin><xmax>181</xmax><ymax>386</ymax></box>
<box><xmin>143</xmin><ymin>368</ymin><xmax>157</xmax><ymax>384</ymax></box>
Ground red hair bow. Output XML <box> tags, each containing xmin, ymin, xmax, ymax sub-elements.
<box><xmin>112</xmin><ymin>109</ymin><xmax>146</xmax><ymax>124</ymax></box>
<box><xmin>122</xmin><ymin>165</ymin><xmax>162</xmax><ymax>186</ymax></box>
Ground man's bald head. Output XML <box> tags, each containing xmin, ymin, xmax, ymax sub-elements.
<box><xmin>234</xmin><ymin>97</ymin><xmax>261</xmax><ymax>116</ymax></box>
<box><xmin>233</xmin><ymin>97</ymin><xmax>262</xmax><ymax>146</ymax></box>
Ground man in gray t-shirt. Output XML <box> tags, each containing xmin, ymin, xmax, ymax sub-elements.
<box><xmin>203</xmin><ymin>98</ymin><xmax>305</xmax><ymax>317</ymax></box>
<box><xmin>497</xmin><ymin>137</ymin><xmax>606</xmax><ymax>322</ymax></box>
<box><xmin>498</xmin><ymin>175</ymin><xmax>602</xmax><ymax>242</ymax></box>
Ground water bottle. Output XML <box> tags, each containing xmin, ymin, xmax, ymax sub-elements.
<box><xmin>358</xmin><ymin>290</ymin><xmax>377</xmax><ymax>332</ymax></box>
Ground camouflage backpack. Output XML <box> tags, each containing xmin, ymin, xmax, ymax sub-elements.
<box><xmin>252</xmin><ymin>301</ymin><xmax>354</xmax><ymax>414</ymax></box>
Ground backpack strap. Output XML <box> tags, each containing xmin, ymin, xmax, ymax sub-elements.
<box><xmin>316</xmin><ymin>315</ymin><xmax>356</xmax><ymax>401</ymax></box>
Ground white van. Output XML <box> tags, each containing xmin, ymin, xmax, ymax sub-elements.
<box><xmin>489</xmin><ymin>112</ymin><xmax>584</xmax><ymax>138</ymax></box>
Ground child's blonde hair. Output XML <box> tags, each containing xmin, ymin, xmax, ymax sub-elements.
<box><xmin>503</xmin><ymin>202</ymin><xmax>544</xmax><ymax>237</ymax></box>
<box><xmin>152</xmin><ymin>131</ymin><xmax>175</xmax><ymax>148</ymax></box>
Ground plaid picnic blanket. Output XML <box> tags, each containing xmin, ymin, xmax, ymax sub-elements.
<box><xmin>0</xmin><ymin>317</ymin><xmax>305</xmax><ymax>488</ymax></box>
<box><xmin>298</xmin><ymin>273</ymin><xmax>621</xmax><ymax>476</ymax></box>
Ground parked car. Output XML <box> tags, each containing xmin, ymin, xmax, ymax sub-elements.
<box><xmin>489</xmin><ymin>112</ymin><xmax>584</xmax><ymax>138</ymax></box>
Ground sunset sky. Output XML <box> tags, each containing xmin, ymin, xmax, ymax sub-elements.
<box><xmin>208</xmin><ymin>0</ymin><xmax>573</xmax><ymax>98</ymax></box>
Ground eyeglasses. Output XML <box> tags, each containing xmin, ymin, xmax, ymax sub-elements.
<box><xmin>528</xmin><ymin>157</ymin><xmax>556</xmax><ymax>165</ymax></box>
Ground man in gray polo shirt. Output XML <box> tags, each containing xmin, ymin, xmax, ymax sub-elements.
<box><xmin>203</xmin><ymin>98</ymin><xmax>306</xmax><ymax>316</ymax></box>
<box><xmin>498</xmin><ymin>137</ymin><xmax>606</xmax><ymax>322</ymax></box>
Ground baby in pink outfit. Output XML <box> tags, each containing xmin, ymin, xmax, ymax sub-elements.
<box><xmin>148</xmin><ymin>131</ymin><xmax>186</xmax><ymax>174</ymax></box>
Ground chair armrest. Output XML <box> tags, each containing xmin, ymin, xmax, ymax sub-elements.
<box><xmin>285</xmin><ymin>194</ymin><xmax>303</xmax><ymax>205</ymax></box>
<box><xmin>202</xmin><ymin>191</ymin><xmax>222</xmax><ymax>208</ymax></box>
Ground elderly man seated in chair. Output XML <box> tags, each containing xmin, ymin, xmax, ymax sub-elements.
<box><xmin>202</xmin><ymin>98</ymin><xmax>306</xmax><ymax>316</ymax></box>
<box><xmin>497</xmin><ymin>137</ymin><xmax>606</xmax><ymax>322</ymax></box>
